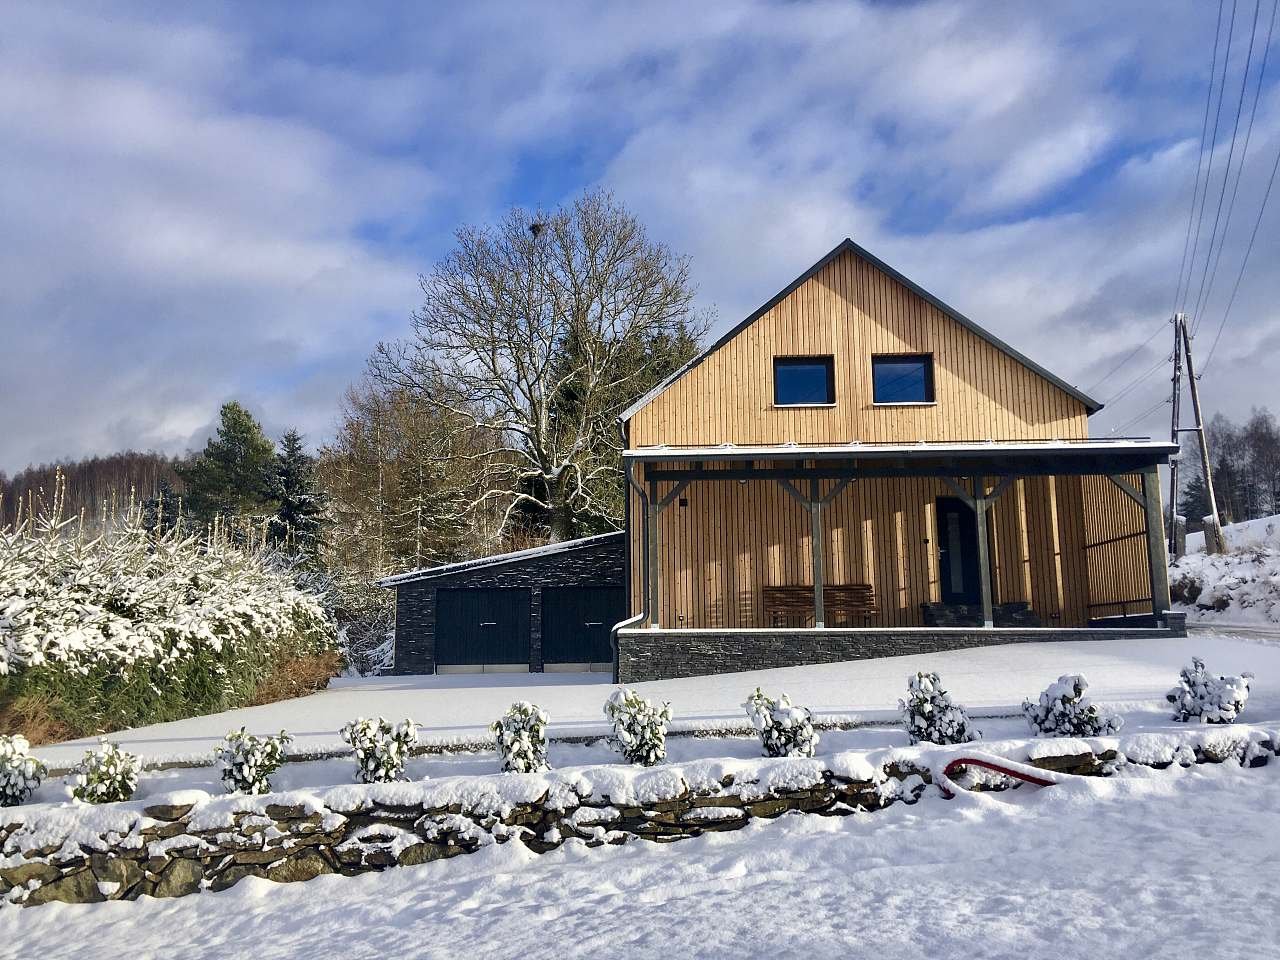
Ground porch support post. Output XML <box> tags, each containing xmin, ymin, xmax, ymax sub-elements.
<box><xmin>646</xmin><ymin>478</ymin><xmax>660</xmax><ymax>628</ymax></box>
<box><xmin>809</xmin><ymin>478</ymin><xmax>825</xmax><ymax>628</ymax></box>
<box><xmin>971</xmin><ymin>476</ymin><xmax>995</xmax><ymax>628</ymax></box>
<box><xmin>1141</xmin><ymin>468</ymin><xmax>1172</xmax><ymax>618</ymax></box>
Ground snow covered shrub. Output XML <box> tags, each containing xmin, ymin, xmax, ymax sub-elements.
<box><xmin>1022</xmin><ymin>675</ymin><xmax>1123</xmax><ymax>737</ymax></box>
<box><xmin>71</xmin><ymin>740</ymin><xmax>141</xmax><ymax>803</ymax></box>
<box><xmin>0</xmin><ymin>480</ymin><xmax>336</xmax><ymax>739</ymax></box>
<box><xmin>603</xmin><ymin>688</ymin><xmax>671</xmax><ymax>766</ymax></box>
<box><xmin>491</xmin><ymin>701</ymin><xmax>550</xmax><ymax>773</ymax></box>
<box><xmin>1166</xmin><ymin>657</ymin><xmax>1253</xmax><ymax>724</ymax></box>
<box><xmin>743</xmin><ymin>688</ymin><xmax>819</xmax><ymax>758</ymax></box>
<box><xmin>0</xmin><ymin>733</ymin><xmax>45</xmax><ymax>806</ymax></box>
<box><xmin>340</xmin><ymin>716</ymin><xmax>419</xmax><ymax>782</ymax></box>
<box><xmin>217</xmin><ymin>728</ymin><xmax>292</xmax><ymax>794</ymax></box>
<box><xmin>899</xmin><ymin>671</ymin><xmax>980</xmax><ymax>745</ymax></box>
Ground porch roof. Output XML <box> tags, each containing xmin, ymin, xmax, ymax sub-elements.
<box><xmin>623</xmin><ymin>438</ymin><xmax>1178</xmax><ymax>478</ymax></box>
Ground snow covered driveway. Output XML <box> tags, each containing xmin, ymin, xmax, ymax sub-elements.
<box><xmin>6</xmin><ymin>759</ymin><xmax>1278</xmax><ymax>958</ymax></box>
<box><xmin>35</xmin><ymin>631</ymin><xmax>1280</xmax><ymax>768</ymax></box>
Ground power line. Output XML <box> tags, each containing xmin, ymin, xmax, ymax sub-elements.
<box><xmin>1189</xmin><ymin>0</ymin><xmax>1261</xmax><ymax>332</ymax></box>
<box><xmin>1084</xmin><ymin>321</ymin><xmax>1167</xmax><ymax>394</ymax></box>
<box><xmin>1179</xmin><ymin>0</ymin><xmax>1238</xmax><ymax>320</ymax></box>
<box><xmin>1103</xmin><ymin>352</ymin><xmax>1172</xmax><ymax>407</ymax></box>
<box><xmin>1200</xmin><ymin>0</ymin><xmax>1280</xmax><ymax>373</ymax></box>
<box><xmin>1172</xmin><ymin>0</ymin><xmax>1228</xmax><ymax>316</ymax></box>
<box><xmin>1195</xmin><ymin>0</ymin><xmax>1275</xmax><ymax>329</ymax></box>
<box><xmin>1108</xmin><ymin>396</ymin><xmax>1170</xmax><ymax>437</ymax></box>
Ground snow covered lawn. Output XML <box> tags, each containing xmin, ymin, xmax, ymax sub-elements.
<box><xmin>34</xmin><ymin>631</ymin><xmax>1280</xmax><ymax>771</ymax></box>
<box><xmin>5</xmin><ymin>758</ymin><xmax>1278</xmax><ymax>958</ymax></box>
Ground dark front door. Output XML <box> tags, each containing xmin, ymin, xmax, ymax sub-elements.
<box><xmin>542</xmin><ymin>586</ymin><xmax>625</xmax><ymax>664</ymax></box>
<box><xmin>936</xmin><ymin>497</ymin><xmax>981</xmax><ymax>605</ymax></box>
<box><xmin>435</xmin><ymin>588</ymin><xmax>531</xmax><ymax>665</ymax></box>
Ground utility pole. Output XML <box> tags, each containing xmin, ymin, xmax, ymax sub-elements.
<box><xmin>1166</xmin><ymin>314</ymin><xmax>1184</xmax><ymax>557</ymax></box>
<box><xmin>1178</xmin><ymin>315</ymin><xmax>1225</xmax><ymax>553</ymax></box>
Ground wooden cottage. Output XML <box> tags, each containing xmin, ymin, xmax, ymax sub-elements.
<box><xmin>613</xmin><ymin>238</ymin><xmax>1184</xmax><ymax>682</ymax></box>
<box><xmin>383</xmin><ymin>237</ymin><xmax>1184</xmax><ymax>679</ymax></box>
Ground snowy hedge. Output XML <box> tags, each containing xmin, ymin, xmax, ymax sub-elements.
<box><xmin>217</xmin><ymin>728</ymin><xmax>292</xmax><ymax>794</ymax></box>
<box><xmin>603</xmin><ymin>688</ymin><xmax>671</xmax><ymax>766</ymax></box>
<box><xmin>899</xmin><ymin>671</ymin><xmax>980</xmax><ymax>745</ymax></box>
<box><xmin>71</xmin><ymin>741</ymin><xmax>141</xmax><ymax>804</ymax></box>
<box><xmin>0</xmin><ymin>500</ymin><xmax>335</xmax><ymax>738</ymax></box>
<box><xmin>0</xmin><ymin>733</ymin><xmax>45</xmax><ymax>807</ymax></box>
<box><xmin>1023</xmin><ymin>675</ymin><xmax>1123</xmax><ymax>737</ymax></box>
<box><xmin>491</xmin><ymin>701</ymin><xmax>550</xmax><ymax>773</ymax></box>
<box><xmin>744</xmin><ymin>688</ymin><xmax>819</xmax><ymax>758</ymax></box>
<box><xmin>1167</xmin><ymin>657</ymin><xmax>1253</xmax><ymax>724</ymax></box>
<box><xmin>341</xmin><ymin>716</ymin><xmax>419</xmax><ymax>783</ymax></box>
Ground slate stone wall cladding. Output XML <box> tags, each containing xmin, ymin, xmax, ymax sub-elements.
<box><xmin>616</xmin><ymin>613</ymin><xmax>1188</xmax><ymax>683</ymax></box>
<box><xmin>391</xmin><ymin>536</ymin><xmax>626</xmax><ymax>675</ymax></box>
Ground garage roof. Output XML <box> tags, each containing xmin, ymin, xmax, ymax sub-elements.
<box><xmin>377</xmin><ymin>531</ymin><xmax>624</xmax><ymax>588</ymax></box>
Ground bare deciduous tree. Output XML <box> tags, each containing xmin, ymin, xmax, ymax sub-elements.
<box><xmin>372</xmin><ymin>189</ymin><xmax>706</xmax><ymax>540</ymax></box>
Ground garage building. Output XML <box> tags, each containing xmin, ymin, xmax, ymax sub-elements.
<box><xmin>380</xmin><ymin>532</ymin><xmax>625</xmax><ymax>675</ymax></box>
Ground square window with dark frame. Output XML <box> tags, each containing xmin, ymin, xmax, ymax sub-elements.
<box><xmin>872</xmin><ymin>354</ymin><xmax>934</xmax><ymax>404</ymax></box>
<box><xmin>773</xmin><ymin>356</ymin><xmax>835</xmax><ymax>406</ymax></box>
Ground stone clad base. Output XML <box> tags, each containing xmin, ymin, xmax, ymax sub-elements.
<box><xmin>615</xmin><ymin>614</ymin><xmax>1188</xmax><ymax>683</ymax></box>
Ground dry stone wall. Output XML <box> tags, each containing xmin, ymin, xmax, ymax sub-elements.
<box><xmin>3</xmin><ymin>724</ymin><xmax>1275</xmax><ymax>908</ymax></box>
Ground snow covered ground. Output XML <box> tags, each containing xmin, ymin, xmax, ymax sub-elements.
<box><xmin>5</xmin><ymin>757</ymin><xmax>1278</xmax><ymax>958</ymax></box>
<box><xmin>33</xmin><ymin>632</ymin><xmax>1280</xmax><ymax>772</ymax></box>
<box><xmin>1186</xmin><ymin>512</ymin><xmax>1280</xmax><ymax>553</ymax></box>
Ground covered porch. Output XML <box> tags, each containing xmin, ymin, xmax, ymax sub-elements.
<box><xmin>619</xmin><ymin>439</ymin><xmax>1183</xmax><ymax>681</ymax></box>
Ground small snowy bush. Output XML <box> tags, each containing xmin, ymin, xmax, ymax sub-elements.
<box><xmin>899</xmin><ymin>671</ymin><xmax>980</xmax><ymax>745</ymax></box>
<box><xmin>0</xmin><ymin>733</ymin><xmax>46</xmax><ymax>807</ymax></box>
<box><xmin>71</xmin><ymin>740</ymin><xmax>141</xmax><ymax>804</ymax></box>
<box><xmin>217</xmin><ymin>727</ymin><xmax>292</xmax><ymax>794</ymax></box>
<box><xmin>744</xmin><ymin>687</ymin><xmax>819</xmax><ymax>758</ymax></box>
<box><xmin>491</xmin><ymin>701</ymin><xmax>549</xmax><ymax>773</ymax></box>
<box><xmin>603</xmin><ymin>688</ymin><xmax>671</xmax><ymax>766</ymax></box>
<box><xmin>341</xmin><ymin>716</ymin><xmax>419</xmax><ymax>782</ymax></box>
<box><xmin>1022</xmin><ymin>675</ymin><xmax>1123</xmax><ymax>737</ymax></box>
<box><xmin>1166</xmin><ymin>657</ymin><xmax>1253</xmax><ymax>724</ymax></box>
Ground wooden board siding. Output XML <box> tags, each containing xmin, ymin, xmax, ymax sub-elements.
<box><xmin>628</xmin><ymin>470</ymin><xmax>1095</xmax><ymax>629</ymax></box>
<box><xmin>629</xmin><ymin>248</ymin><xmax>1090</xmax><ymax>447</ymax></box>
<box><xmin>1080</xmin><ymin>474</ymin><xmax>1151</xmax><ymax>620</ymax></box>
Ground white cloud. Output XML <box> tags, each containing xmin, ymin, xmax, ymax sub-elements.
<box><xmin>0</xmin><ymin>0</ymin><xmax>1275</xmax><ymax>471</ymax></box>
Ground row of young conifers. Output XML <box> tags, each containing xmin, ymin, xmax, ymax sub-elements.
<box><xmin>0</xmin><ymin>656</ymin><xmax>1253</xmax><ymax>808</ymax></box>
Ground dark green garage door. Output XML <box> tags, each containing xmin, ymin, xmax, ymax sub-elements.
<box><xmin>542</xmin><ymin>586</ymin><xmax>625</xmax><ymax>665</ymax></box>
<box><xmin>435</xmin><ymin>588</ymin><xmax>531</xmax><ymax>666</ymax></box>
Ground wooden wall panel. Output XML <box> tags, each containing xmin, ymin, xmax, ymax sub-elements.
<box><xmin>1080</xmin><ymin>474</ymin><xmax>1151</xmax><ymax>620</ymax></box>
<box><xmin>628</xmin><ymin>470</ymin><xmax>1097</xmax><ymax>630</ymax></box>
<box><xmin>629</xmin><ymin>249</ymin><xmax>1090</xmax><ymax>447</ymax></box>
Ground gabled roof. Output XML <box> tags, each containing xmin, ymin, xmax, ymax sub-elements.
<box><xmin>377</xmin><ymin>531</ymin><xmax>623</xmax><ymax>588</ymax></box>
<box><xmin>619</xmin><ymin>237</ymin><xmax>1103</xmax><ymax>423</ymax></box>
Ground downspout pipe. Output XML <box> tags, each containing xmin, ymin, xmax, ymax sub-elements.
<box><xmin>610</xmin><ymin>417</ymin><xmax>648</xmax><ymax>683</ymax></box>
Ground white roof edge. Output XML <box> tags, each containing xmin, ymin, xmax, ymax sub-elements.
<box><xmin>378</xmin><ymin>531</ymin><xmax>623</xmax><ymax>588</ymax></box>
<box><xmin>622</xmin><ymin>439</ymin><xmax>1178</xmax><ymax>459</ymax></box>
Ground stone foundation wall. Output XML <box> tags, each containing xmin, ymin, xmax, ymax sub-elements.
<box><xmin>616</xmin><ymin>614</ymin><xmax>1188</xmax><ymax>683</ymax></box>
<box><xmin>2</xmin><ymin>714</ymin><xmax>1266</xmax><ymax>910</ymax></box>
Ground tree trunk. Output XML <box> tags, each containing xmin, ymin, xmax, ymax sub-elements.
<box><xmin>548</xmin><ymin>475</ymin><xmax>575</xmax><ymax>542</ymax></box>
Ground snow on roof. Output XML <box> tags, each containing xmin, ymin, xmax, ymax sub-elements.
<box><xmin>377</xmin><ymin>531</ymin><xmax>624</xmax><ymax>588</ymax></box>
<box><xmin>622</xmin><ymin>438</ymin><xmax>1179</xmax><ymax>461</ymax></box>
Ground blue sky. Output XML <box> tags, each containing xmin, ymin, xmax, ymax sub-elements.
<box><xmin>1</xmin><ymin>1</ymin><xmax>1278</xmax><ymax>472</ymax></box>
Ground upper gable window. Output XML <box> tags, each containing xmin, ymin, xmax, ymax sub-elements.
<box><xmin>872</xmin><ymin>354</ymin><xmax>935</xmax><ymax>404</ymax></box>
<box><xmin>773</xmin><ymin>356</ymin><xmax>835</xmax><ymax>406</ymax></box>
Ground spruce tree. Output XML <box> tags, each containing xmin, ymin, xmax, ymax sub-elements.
<box><xmin>272</xmin><ymin>429</ymin><xmax>326</xmax><ymax>554</ymax></box>
<box><xmin>1178</xmin><ymin>472</ymin><xmax>1211</xmax><ymax>527</ymax></box>
<box><xmin>179</xmin><ymin>401</ymin><xmax>279</xmax><ymax>525</ymax></box>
